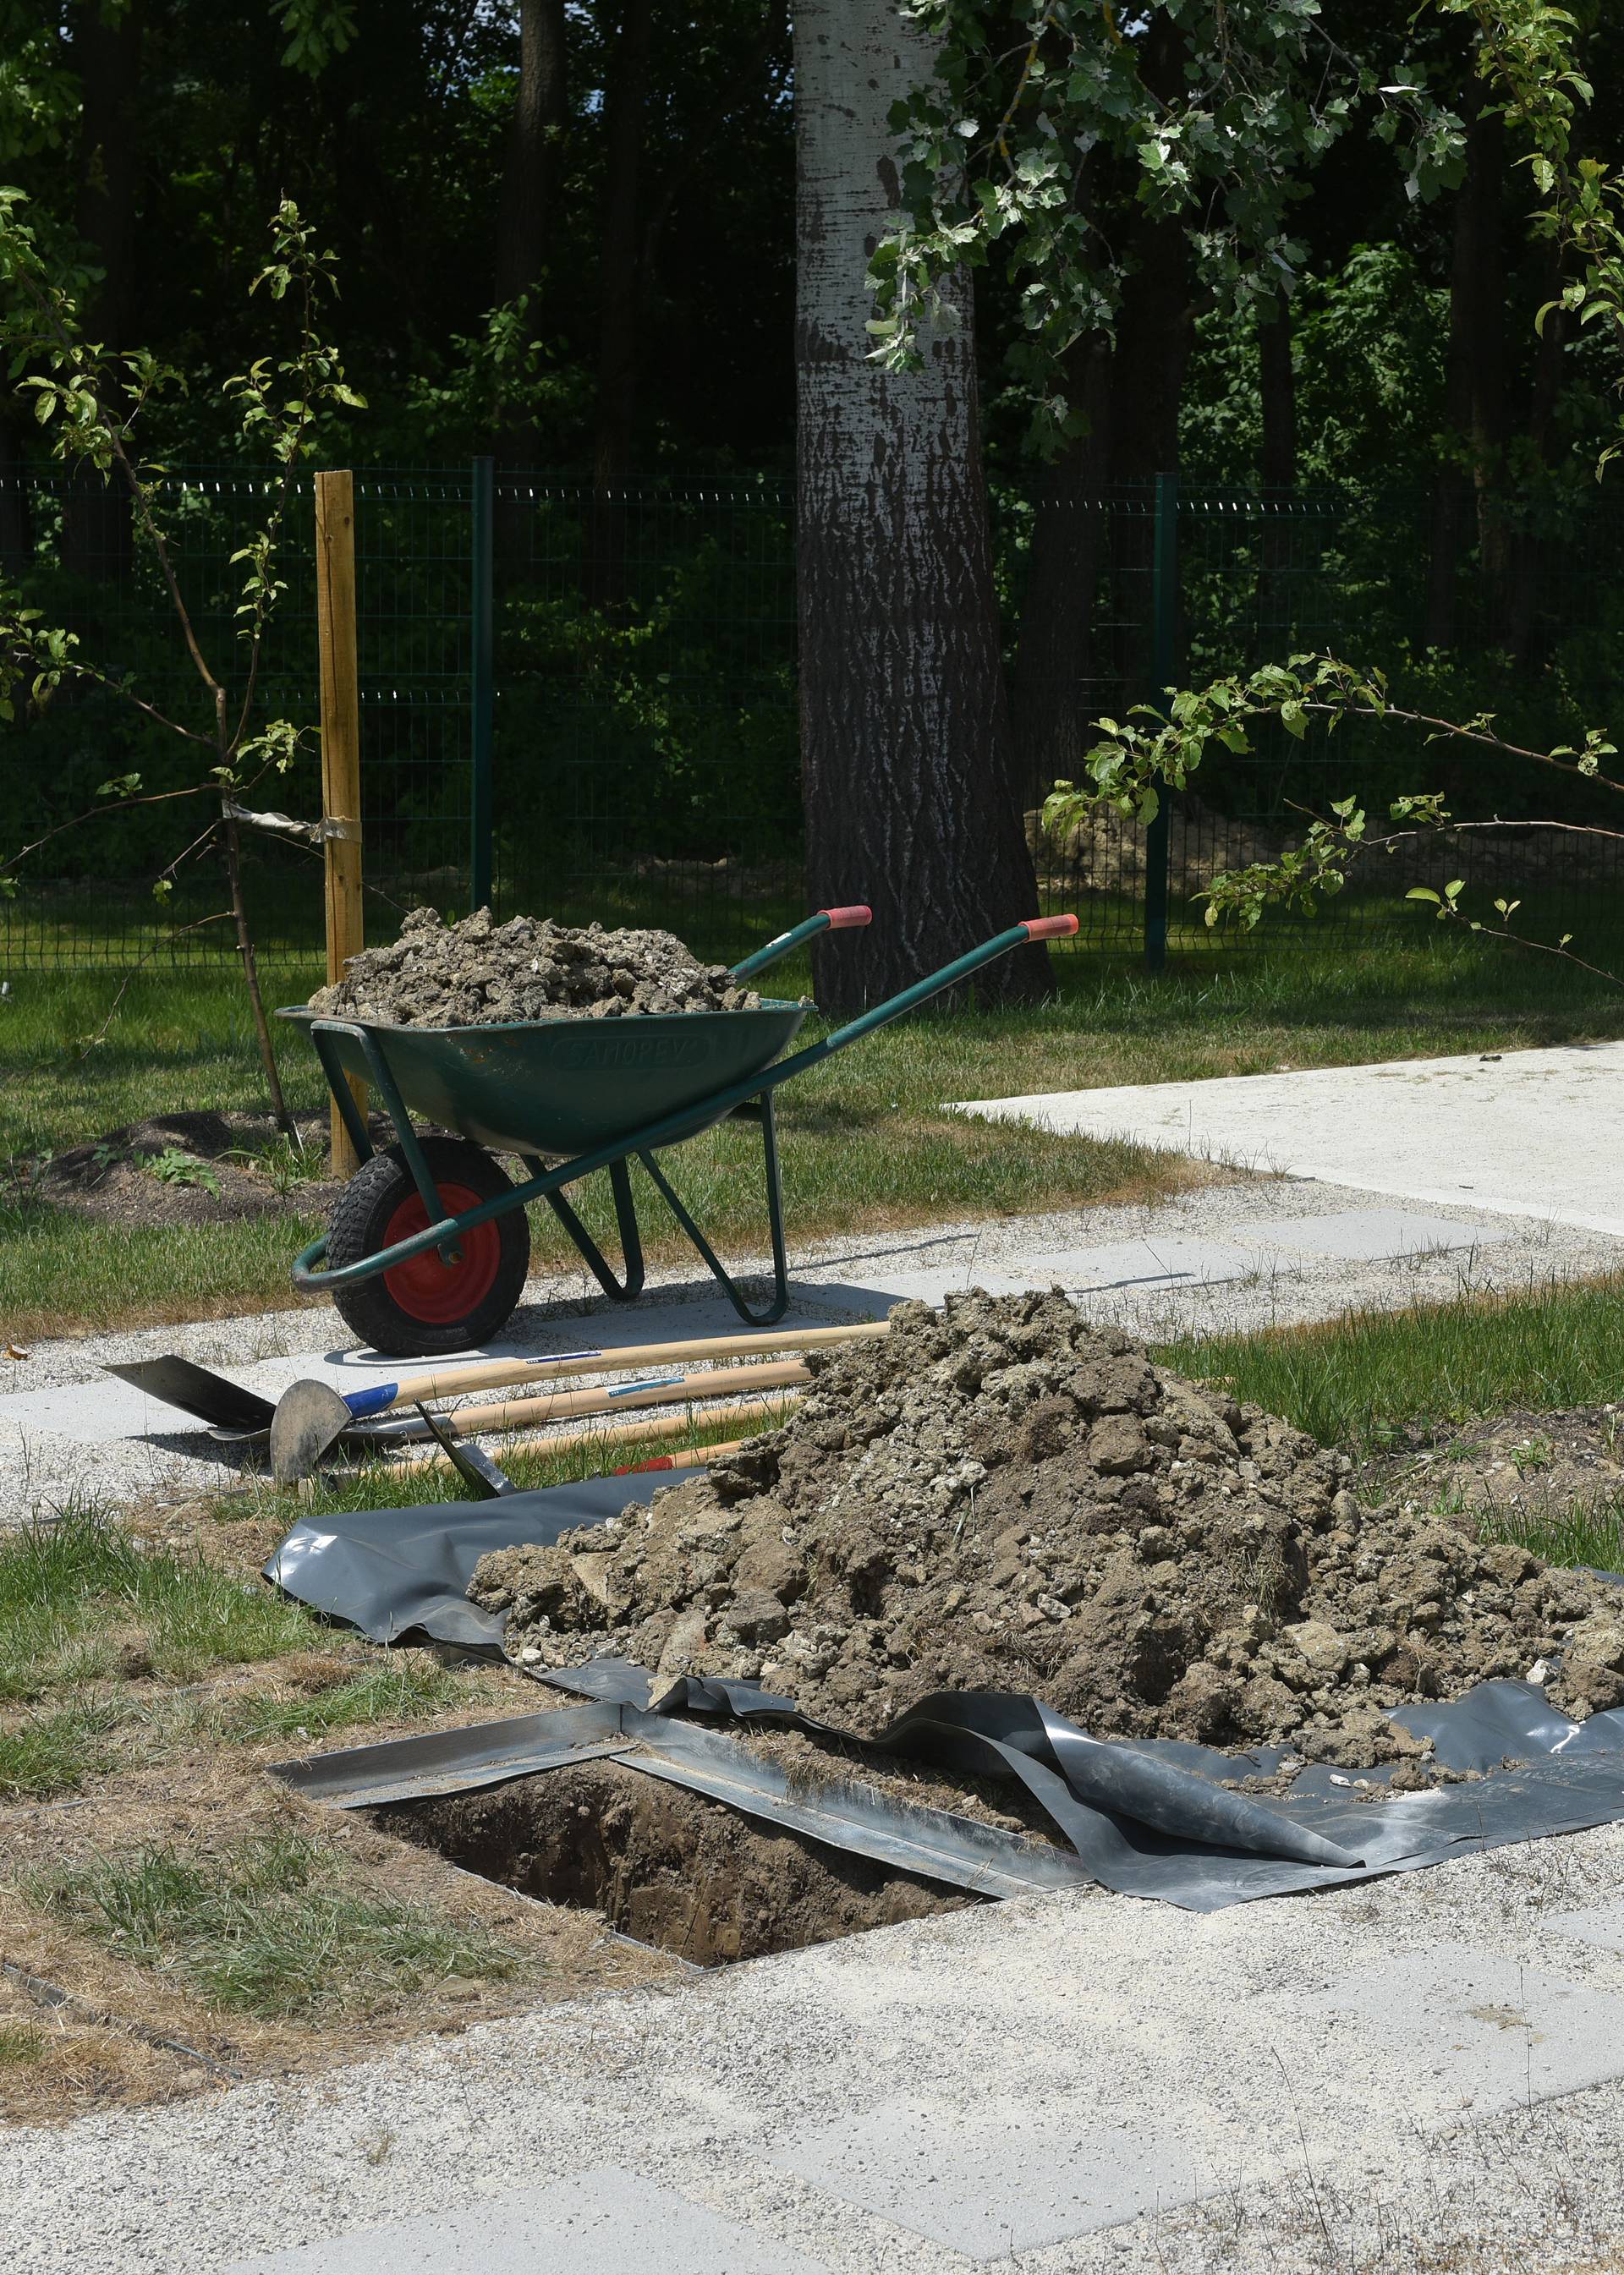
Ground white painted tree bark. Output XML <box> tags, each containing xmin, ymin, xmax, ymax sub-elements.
<box><xmin>795</xmin><ymin>0</ymin><xmax>1049</xmax><ymax>1010</ymax></box>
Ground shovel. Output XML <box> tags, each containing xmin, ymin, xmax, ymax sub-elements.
<box><xmin>265</xmin><ymin>1320</ymin><xmax>883</xmax><ymax>1483</ymax></box>
<box><xmin>269</xmin><ymin>1356</ymin><xmax>815</xmax><ymax>1483</ymax></box>
<box><xmin>104</xmin><ymin>1357</ymin><xmax>422</xmax><ymax>1446</ymax></box>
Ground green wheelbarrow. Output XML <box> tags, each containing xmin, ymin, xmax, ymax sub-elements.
<box><xmin>280</xmin><ymin>905</ymin><xmax>1078</xmax><ymax>1356</ymax></box>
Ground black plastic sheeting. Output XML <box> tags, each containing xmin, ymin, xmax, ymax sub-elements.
<box><xmin>265</xmin><ymin>1478</ymin><xmax>1624</xmax><ymax>1913</ymax></box>
<box><xmin>273</xmin><ymin>1698</ymin><xmax>1098</xmax><ymax>1901</ymax></box>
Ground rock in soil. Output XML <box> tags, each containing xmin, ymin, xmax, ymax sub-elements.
<box><xmin>472</xmin><ymin>1290</ymin><xmax>1624</xmax><ymax>1773</ymax></box>
<box><xmin>307</xmin><ymin>905</ymin><xmax>765</xmax><ymax>1028</ymax></box>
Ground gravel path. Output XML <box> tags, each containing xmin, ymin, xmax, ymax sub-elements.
<box><xmin>3</xmin><ymin>1817</ymin><xmax>1623</xmax><ymax>2272</ymax></box>
<box><xmin>3</xmin><ymin>1173</ymin><xmax>1621</xmax><ymax>1520</ymax></box>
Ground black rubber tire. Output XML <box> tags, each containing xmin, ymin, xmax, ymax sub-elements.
<box><xmin>325</xmin><ymin>1134</ymin><xmax>531</xmax><ymax>1357</ymax></box>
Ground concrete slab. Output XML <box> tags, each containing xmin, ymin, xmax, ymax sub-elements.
<box><xmin>1016</xmin><ymin>1234</ymin><xmax>1278</xmax><ymax>1295</ymax></box>
<box><xmin>1547</xmin><ymin>1901</ymin><xmax>1624</xmax><ymax>1956</ymax></box>
<box><xmin>951</xmin><ymin>1039</ymin><xmax>1624</xmax><ymax>1235</ymax></box>
<box><xmin>221</xmin><ymin>2168</ymin><xmax>832</xmax><ymax>2275</ymax></box>
<box><xmin>1243</xmin><ymin>1207</ymin><xmax>1514</xmax><ymax>1261</ymax></box>
<box><xmin>768</xmin><ymin>2097</ymin><xmax>1209</xmax><ymax>2258</ymax></box>
<box><xmin>1298</xmin><ymin>1947</ymin><xmax>1624</xmax><ymax>2110</ymax></box>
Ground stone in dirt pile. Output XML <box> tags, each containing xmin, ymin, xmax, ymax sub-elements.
<box><xmin>306</xmin><ymin>905</ymin><xmax>764</xmax><ymax>1027</ymax></box>
<box><xmin>471</xmin><ymin>1291</ymin><xmax>1624</xmax><ymax>1774</ymax></box>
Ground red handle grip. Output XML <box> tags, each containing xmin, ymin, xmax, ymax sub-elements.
<box><xmin>1020</xmin><ymin>913</ymin><xmax>1080</xmax><ymax>941</ymax></box>
<box><xmin>820</xmin><ymin>904</ymin><xmax>872</xmax><ymax>929</ymax></box>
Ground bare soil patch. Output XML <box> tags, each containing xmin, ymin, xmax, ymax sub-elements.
<box><xmin>381</xmin><ymin>1759</ymin><xmax>970</xmax><ymax>1967</ymax></box>
<box><xmin>14</xmin><ymin>1108</ymin><xmax>342</xmax><ymax>1230</ymax></box>
<box><xmin>477</xmin><ymin>1291</ymin><xmax>1624</xmax><ymax>1773</ymax></box>
<box><xmin>1380</xmin><ymin>1405</ymin><xmax>1624</xmax><ymax>1536</ymax></box>
<box><xmin>308</xmin><ymin>904</ymin><xmax>766</xmax><ymax>1027</ymax></box>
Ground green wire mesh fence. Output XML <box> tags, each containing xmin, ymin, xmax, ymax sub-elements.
<box><xmin>4</xmin><ymin>463</ymin><xmax>1622</xmax><ymax>971</ymax></box>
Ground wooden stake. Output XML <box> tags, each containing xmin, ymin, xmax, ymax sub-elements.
<box><xmin>315</xmin><ymin>469</ymin><xmax>364</xmax><ymax>1178</ymax></box>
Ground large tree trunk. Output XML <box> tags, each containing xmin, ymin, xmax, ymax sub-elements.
<box><xmin>63</xmin><ymin>0</ymin><xmax>143</xmax><ymax>584</ymax></box>
<box><xmin>796</xmin><ymin>0</ymin><xmax>1047</xmax><ymax>1011</ymax></box>
<box><xmin>1427</xmin><ymin>74</ymin><xmax>1507</xmax><ymax>648</ymax></box>
<box><xmin>585</xmin><ymin>0</ymin><xmax>652</xmax><ymax>607</ymax></box>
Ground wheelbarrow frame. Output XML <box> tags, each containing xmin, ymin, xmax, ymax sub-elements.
<box><xmin>289</xmin><ymin>907</ymin><xmax>1077</xmax><ymax>1331</ymax></box>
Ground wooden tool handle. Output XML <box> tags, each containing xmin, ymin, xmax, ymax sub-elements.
<box><xmin>381</xmin><ymin>1394</ymin><xmax>800</xmax><ymax>1480</ymax></box>
<box><xmin>441</xmin><ymin>1357</ymin><xmax>810</xmax><ymax>1439</ymax></box>
<box><xmin>352</xmin><ymin>1318</ymin><xmax>886</xmax><ymax>1418</ymax></box>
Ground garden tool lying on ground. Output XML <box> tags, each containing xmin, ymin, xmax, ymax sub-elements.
<box><xmin>272</xmin><ymin>1356</ymin><xmax>814</xmax><ymax>1483</ymax></box>
<box><xmin>377</xmin><ymin>1392</ymin><xmax>804</xmax><ymax>1489</ymax></box>
<box><xmin>108</xmin><ymin>1320</ymin><xmax>880</xmax><ymax>1453</ymax></box>
<box><xmin>402</xmin><ymin>1405</ymin><xmax>777</xmax><ymax>1501</ymax></box>
<box><xmin>266</xmin><ymin>1320</ymin><xmax>884</xmax><ymax>1481</ymax></box>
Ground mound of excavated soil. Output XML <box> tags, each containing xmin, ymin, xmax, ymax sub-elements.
<box><xmin>472</xmin><ymin>1291</ymin><xmax>1624</xmax><ymax>1773</ymax></box>
<box><xmin>307</xmin><ymin>905</ymin><xmax>764</xmax><ymax>1028</ymax></box>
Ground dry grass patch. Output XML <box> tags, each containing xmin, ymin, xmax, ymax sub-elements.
<box><xmin>0</xmin><ymin>1501</ymin><xmax>675</xmax><ymax>2125</ymax></box>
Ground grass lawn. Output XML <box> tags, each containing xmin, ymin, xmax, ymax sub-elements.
<box><xmin>6</xmin><ymin>920</ymin><xmax>1624</xmax><ymax>1339</ymax></box>
<box><xmin>0</xmin><ymin>1407</ymin><xmax>765</xmax><ymax>2120</ymax></box>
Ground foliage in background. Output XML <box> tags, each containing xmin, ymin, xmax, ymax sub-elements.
<box><xmin>0</xmin><ymin>193</ymin><xmax>362</xmax><ymax>1109</ymax></box>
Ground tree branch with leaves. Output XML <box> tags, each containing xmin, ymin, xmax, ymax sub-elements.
<box><xmin>0</xmin><ymin>192</ymin><xmax>364</xmax><ymax>1131</ymax></box>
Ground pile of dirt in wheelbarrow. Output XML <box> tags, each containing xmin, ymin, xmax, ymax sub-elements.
<box><xmin>306</xmin><ymin>905</ymin><xmax>765</xmax><ymax>1027</ymax></box>
<box><xmin>471</xmin><ymin>1290</ymin><xmax>1624</xmax><ymax>1776</ymax></box>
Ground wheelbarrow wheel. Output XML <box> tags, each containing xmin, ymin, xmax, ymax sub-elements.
<box><xmin>325</xmin><ymin>1135</ymin><xmax>531</xmax><ymax>1357</ymax></box>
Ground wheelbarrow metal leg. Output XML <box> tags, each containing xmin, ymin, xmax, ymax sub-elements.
<box><xmin>310</xmin><ymin>1027</ymin><xmax>375</xmax><ymax>1169</ymax></box>
<box><xmin>531</xmin><ymin>1156</ymin><xmax>647</xmax><ymax>1305</ymax></box>
<box><xmin>636</xmin><ymin>1092</ymin><xmax>790</xmax><ymax>1328</ymax></box>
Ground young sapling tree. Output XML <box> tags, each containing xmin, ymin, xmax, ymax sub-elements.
<box><xmin>0</xmin><ymin>195</ymin><xmax>364</xmax><ymax>1132</ymax></box>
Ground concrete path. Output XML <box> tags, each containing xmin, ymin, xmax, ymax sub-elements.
<box><xmin>5</xmin><ymin>1817</ymin><xmax>1624</xmax><ymax>2273</ymax></box>
<box><xmin>954</xmin><ymin>1038</ymin><xmax>1624</xmax><ymax>1236</ymax></box>
<box><xmin>4</xmin><ymin>1176</ymin><xmax>1621</xmax><ymax>1519</ymax></box>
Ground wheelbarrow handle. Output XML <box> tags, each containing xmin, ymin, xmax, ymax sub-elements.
<box><xmin>729</xmin><ymin>902</ymin><xmax>873</xmax><ymax>983</ymax></box>
<box><xmin>814</xmin><ymin>913</ymin><xmax>1079</xmax><ymax>1058</ymax></box>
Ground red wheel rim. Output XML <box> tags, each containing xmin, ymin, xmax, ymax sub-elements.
<box><xmin>381</xmin><ymin>1181</ymin><xmax>502</xmax><ymax>1327</ymax></box>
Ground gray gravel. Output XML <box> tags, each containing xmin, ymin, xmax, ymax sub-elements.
<box><xmin>3</xmin><ymin>1817</ymin><xmax>1624</xmax><ymax>2272</ymax></box>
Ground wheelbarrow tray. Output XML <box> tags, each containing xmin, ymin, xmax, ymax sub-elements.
<box><xmin>277</xmin><ymin>1001</ymin><xmax>809</xmax><ymax>1157</ymax></box>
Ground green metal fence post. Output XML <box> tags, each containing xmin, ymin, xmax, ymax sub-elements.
<box><xmin>1144</xmin><ymin>470</ymin><xmax>1177</xmax><ymax>973</ymax></box>
<box><xmin>470</xmin><ymin>454</ymin><xmax>495</xmax><ymax>913</ymax></box>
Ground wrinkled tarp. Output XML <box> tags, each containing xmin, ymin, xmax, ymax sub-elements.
<box><xmin>272</xmin><ymin>1698</ymin><xmax>1098</xmax><ymax>1901</ymax></box>
<box><xmin>265</xmin><ymin>1478</ymin><xmax>1624</xmax><ymax>1913</ymax></box>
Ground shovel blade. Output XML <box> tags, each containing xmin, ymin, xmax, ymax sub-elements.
<box><xmin>106</xmin><ymin>1358</ymin><xmax>278</xmax><ymax>1435</ymax></box>
<box><xmin>270</xmin><ymin>1379</ymin><xmax>354</xmax><ymax>1483</ymax></box>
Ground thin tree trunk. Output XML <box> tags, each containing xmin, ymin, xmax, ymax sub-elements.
<box><xmin>494</xmin><ymin>0</ymin><xmax>569</xmax><ymax>310</ymax></box>
<box><xmin>63</xmin><ymin>0</ymin><xmax>143</xmax><ymax>584</ymax></box>
<box><xmin>1506</xmin><ymin>236</ymin><xmax>1566</xmax><ymax>664</ymax></box>
<box><xmin>1257</xmin><ymin>289</ymin><xmax>1297</xmax><ymax>628</ymax></box>
<box><xmin>796</xmin><ymin>0</ymin><xmax>1047</xmax><ymax>1011</ymax></box>
<box><xmin>585</xmin><ymin>0</ymin><xmax>652</xmax><ymax>608</ymax></box>
<box><xmin>0</xmin><ymin>410</ymin><xmax>30</xmax><ymax>569</ymax></box>
<box><xmin>1012</xmin><ymin>335</ymin><xmax>1113</xmax><ymax>801</ymax></box>
<box><xmin>493</xmin><ymin>0</ymin><xmax>568</xmax><ymax>551</ymax></box>
<box><xmin>1258</xmin><ymin>291</ymin><xmax>1297</xmax><ymax>491</ymax></box>
<box><xmin>1427</xmin><ymin>74</ymin><xmax>1507</xmax><ymax>648</ymax></box>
